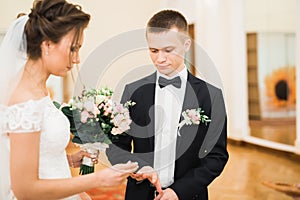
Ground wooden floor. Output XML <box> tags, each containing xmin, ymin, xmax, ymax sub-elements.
<box><xmin>209</xmin><ymin>142</ymin><xmax>300</xmax><ymax>200</ymax></box>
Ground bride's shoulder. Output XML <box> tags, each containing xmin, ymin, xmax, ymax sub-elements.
<box><xmin>8</xmin><ymin>86</ymin><xmax>48</xmax><ymax>107</ymax></box>
<box><xmin>4</xmin><ymin>88</ymin><xmax>48</xmax><ymax>134</ymax></box>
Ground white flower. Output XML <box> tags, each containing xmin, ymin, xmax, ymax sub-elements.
<box><xmin>111</xmin><ymin>127</ymin><xmax>122</xmax><ymax>135</ymax></box>
<box><xmin>68</xmin><ymin>98</ymin><xmax>74</xmax><ymax>105</ymax></box>
<box><xmin>113</xmin><ymin>103</ymin><xmax>124</xmax><ymax>113</ymax></box>
<box><xmin>95</xmin><ymin>95</ymin><xmax>107</xmax><ymax>104</ymax></box>
<box><xmin>111</xmin><ymin>113</ymin><xmax>132</xmax><ymax>135</ymax></box>
<box><xmin>73</xmin><ymin>101</ymin><xmax>83</xmax><ymax>110</ymax></box>
<box><xmin>83</xmin><ymin>98</ymin><xmax>95</xmax><ymax>112</ymax></box>
<box><xmin>81</xmin><ymin>110</ymin><xmax>91</xmax><ymax>123</ymax></box>
<box><xmin>93</xmin><ymin>104</ymin><xmax>100</xmax><ymax>116</ymax></box>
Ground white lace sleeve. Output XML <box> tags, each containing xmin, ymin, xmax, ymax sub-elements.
<box><xmin>5</xmin><ymin>100</ymin><xmax>44</xmax><ymax>133</ymax></box>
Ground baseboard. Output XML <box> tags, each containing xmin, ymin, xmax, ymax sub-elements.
<box><xmin>228</xmin><ymin>138</ymin><xmax>300</xmax><ymax>162</ymax></box>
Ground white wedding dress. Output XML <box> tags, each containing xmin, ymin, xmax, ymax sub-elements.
<box><xmin>0</xmin><ymin>96</ymin><xmax>80</xmax><ymax>200</ymax></box>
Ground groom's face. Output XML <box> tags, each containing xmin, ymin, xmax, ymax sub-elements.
<box><xmin>146</xmin><ymin>28</ymin><xmax>190</xmax><ymax>77</ymax></box>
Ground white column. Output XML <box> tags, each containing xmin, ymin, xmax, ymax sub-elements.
<box><xmin>195</xmin><ymin>0</ymin><xmax>248</xmax><ymax>140</ymax></box>
<box><xmin>295</xmin><ymin>0</ymin><xmax>300</xmax><ymax>154</ymax></box>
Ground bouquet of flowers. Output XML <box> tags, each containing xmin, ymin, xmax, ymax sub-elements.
<box><xmin>54</xmin><ymin>87</ymin><xmax>135</xmax><ymax>175</ymax></box>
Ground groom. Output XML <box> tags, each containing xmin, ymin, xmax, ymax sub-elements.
<box><xmin>106</xmin><ymin>10</ymin><xmax>228</xmax><ymax>200</ymax></box>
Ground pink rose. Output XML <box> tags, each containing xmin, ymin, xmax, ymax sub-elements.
<box><xmin>80</xmin><ymin>110</ymin><xmax>90</xmax><ymax>123</ymax></box>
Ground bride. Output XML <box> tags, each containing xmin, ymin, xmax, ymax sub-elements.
<box><xmin>0</xmin><ymin>0</ymin><xmax>138</xmax><ymax>199</ymax></box>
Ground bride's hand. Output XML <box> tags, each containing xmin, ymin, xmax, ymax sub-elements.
<box><xmin>68</xmin><ymin>150</ymin><xmax>99</xmax><ymax>168</ymax></box>
<box><xmin>95</xmin><ymin>161</ymin><xmax>139</xmax><ymax>187</ymax></box>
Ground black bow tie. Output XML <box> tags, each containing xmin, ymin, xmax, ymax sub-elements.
<box><xmin>158</xmin><ymin>76</ymin><xmax>181</xmax><ymax>89</ymax></box>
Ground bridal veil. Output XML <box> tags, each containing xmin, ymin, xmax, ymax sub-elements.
<box><xmin>0</xmin><ymin>15</ymin><xmax>28</xmax><ymax>200</ymax></box>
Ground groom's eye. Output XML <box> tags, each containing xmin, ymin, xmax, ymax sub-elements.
<box><xmin>164</xmin><ymin>47</ymin><xmax>175</xmax><ymax>53</ymax></box>
<box><xmin>70</xmin><ymin>46</ymin><xmax>77</xmax><ymax>52</ymax></box>
<box><xmin>149</xmin><ymin>48</ymin><xmax>158</xmax><ymax>53</ymax></box>
<box><xmin>165</xmin><ymin>48</ymin><xmax>173</xmax><ymax>53</ymax></box>
<box><xmin>70</xmin><ymin>44</ymin><xmax>82</xmax><ymax>52</ymax></box>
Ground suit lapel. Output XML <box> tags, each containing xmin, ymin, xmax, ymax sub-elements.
<box><xmin>176</xmin><ymin>72</ymin><xmax>200</xmax><ymax>150</ymax></box>
<box><xmin>142</xmin><ymin>73</ymin><xmax>156</xmax><ymax>149</ymax></box>
<box><xmin>181</xmin><ymin>72</ymin><xmax>200</xmax><ymax>118</ymax></box>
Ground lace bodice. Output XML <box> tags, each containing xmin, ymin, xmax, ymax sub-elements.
<box><xmin>0</xmin><ymin>96</ymin><xmax>80</xmax><ymax>200</ymax></box>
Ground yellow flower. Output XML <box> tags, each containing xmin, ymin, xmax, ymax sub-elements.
<box><xmin>264</xmin><ymin>66</ymin><xmax>296</xmax><ymax>107</ymax></box>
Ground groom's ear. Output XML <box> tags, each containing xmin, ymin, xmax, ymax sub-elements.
<box><xmin>184</xmin><ymin>38</ymin><xmax>191</xmax><ymax>52</ymax></box>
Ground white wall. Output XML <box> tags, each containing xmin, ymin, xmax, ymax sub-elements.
<box><xmin>160</xmin><ymin>0</ymin><xmax>197</xmax><ymax>23</ymax></box>
<box><xmin>244</xmin><ymin>0</ymin><xmax>296</xmax><ymax>33</ymax></box>
<box><xmin>70</xmin><ymin>0</ymin><xmax>160</xmax><ymax>63</ymax></box>
<box><xmin>0</xmin><ymin>0</ymin><xmax>160</xmax><ymax>63</ymax></box>
<box><xmin>0</xmin><ymin>0</ymin><xmax>33</xmax><ymax>30</ymax></box>
<box><xmin>0</xmin><ymin>0</ymin><xmax>161</xmax><ymax>101</ymax></box>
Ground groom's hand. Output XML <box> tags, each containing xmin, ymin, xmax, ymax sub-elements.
<box><xmin>130</xmin><ymin>166</ymin><xmax>163</xmax><ymax>195</ymax></box>
<box><xmin>154</xmin><ymin>188</ymin><xmax>178</xmax><ymax>200</ymax></box>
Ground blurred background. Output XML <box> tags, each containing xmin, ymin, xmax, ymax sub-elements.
<box><xmin>1</xmin><ymin>0</ymin><xmax>299</xmax><ymax>199</ymax></box>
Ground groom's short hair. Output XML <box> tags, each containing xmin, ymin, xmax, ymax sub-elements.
<box><xmin>146</xmin><ymin>9</ymin><xmax>188</xmax><ymax>34</ymax></box>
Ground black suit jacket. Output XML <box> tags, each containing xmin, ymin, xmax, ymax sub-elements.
<box><xmin>106</xmin><ymin>71</ymin><xmax>228</xmax><ymax>200</ymax></box>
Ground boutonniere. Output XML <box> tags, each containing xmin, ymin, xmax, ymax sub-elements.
<box><xmin>177</xmin><ymin>108</ymin><xmax>211</xmax><ymax>136</ymax></box>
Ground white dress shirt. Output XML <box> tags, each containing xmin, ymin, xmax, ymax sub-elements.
<box><xmin>154</xmin><ymin>67</ymin><xmax>187</xmax><ymax>187</ymax></box>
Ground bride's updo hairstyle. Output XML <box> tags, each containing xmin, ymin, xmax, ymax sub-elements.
<box><xmin>25</xmin><ymin>0</ymin><xmax>90</xmax><ymax>60</ymax></box>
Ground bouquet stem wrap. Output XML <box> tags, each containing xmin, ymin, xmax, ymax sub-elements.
<box><xmin>78</xmin><ymin>143</ymin><xmax>108</xmax><ymax>175</ymax></box>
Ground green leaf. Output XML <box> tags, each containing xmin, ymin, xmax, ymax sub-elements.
<box><xmin>53</xmin><ymin>101</ymin><xmax>61</xmax><ymax>109</ymax></box>
<box><xmin>103</xmin><ymin>136</ymin><xmax>112</xmax><ymax>144</ymax></box>
<box><xmin>72</xmin><ymin>136</ymin><xmax>83</xmax><ymax>144</ymax></box>
<box><xmin>79</xmin><ymin>164</ymin><xmax>94</xmax><ymax>175</ymax></box>
<box><xmin>61</xmin><ymin>106</ymin><xmax>74</xmax><ymax>117</ymax></box>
